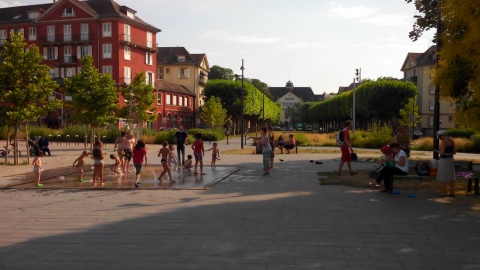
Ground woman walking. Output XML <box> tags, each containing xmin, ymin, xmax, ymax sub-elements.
<box><xmin>435</xmin><ymin>130</ymin><xmax>456</xmax><ymax>197</ymax></box>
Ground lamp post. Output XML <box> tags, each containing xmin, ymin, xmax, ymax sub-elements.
<box><xmin>432</xmin><ymin>0</ymin><xmax>442</xmax><ymax>159</ymax></box>
<box><xmin>262</xmin><ymin>88</ymin><xmax>265</xmax><ymax>127</ymax></box>
<box><xmin>353</xmin><ymin>68</ymin><xmax>361</xmax><ymax>133</ymax></box>
<box><xmin>49</xmin><ymin>91</ymin><xmax>64</xmax><ymax>127</ymax></box>
<box><xmin>240</xmin><ymin>60</ymin><xmax>245</xmax><ymax>149</ymax></box>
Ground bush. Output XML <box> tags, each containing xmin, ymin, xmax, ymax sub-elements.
<box><xmin>412</xmin><ymin>137</ymin><xmax>433</xmax><ymax>151</ymax></box>
<box><xmin>447</xmin><ymin>128</ymin><xmax>476</xmax><ymax>138</ymax></box>
<box><xmin>154</xmin><ymin>130</ymin><xmax>177</xmax><ymax>144</ymax></box>
<box><xmin>350</xmin><ymin>122</ymin><xmax>393</xmax><ymax>149</ymax></box>
<box><xmin>188</xmin><ymin>128</ymin><xmax>225</xmax><ymax>142</ymax></box>
<box><xmin>293</xmin><ymin>133</ymin><xmax>308</xmax><ymax>146</ymax></box>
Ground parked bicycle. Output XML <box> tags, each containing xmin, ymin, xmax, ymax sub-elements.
<box><xmin>0</xmin><ymin>144</ymin><xmax>22</xmax><ymax>157</ymax></box>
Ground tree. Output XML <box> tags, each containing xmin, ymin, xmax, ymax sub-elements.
<box><xmin>200</xmin><ymin>97</ymin><xmax>227</xmax><ymax>128</ymax></box>
<box><xmin>0</xmin><ymin>33</ymin><xmax>59</xmax><ymax>165</ymax></box>
<box><xmin>64</xmin><ymin>55</ymin><xmax>118</xmax><ymax>151</ymax></box>
<box><xmin>399</xmin><ymin>96</ymin><xmax>421</xmax><ymax>129</ymax></box>
<box><xmin>404</xmin><ymin>0</ymin><xmax>439</xmax><ymax>42</ymax></box>
<box><xmin>249</xmin><ymin>78</ymin><xmax>273</xmax><ymax>100</ymax></box>
<box><xmin>118</xmin><ymin>73</ymin><xmax>157</xmax><ymax>139</ymax></box>
<box><xmin>208</xmin><ymin>65</ymin><xmax>235</xmax><ymax>80</ymax></box>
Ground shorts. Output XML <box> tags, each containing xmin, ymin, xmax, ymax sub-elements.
<box><xmin>94</xmin><ymin>160</ymin><xmax>104</xmax><ymax>166</ymax></box>
<box><xmin>134</xmin><ymin>163</ymin><xmax>143</xmax><ymax>175</ymax></box>
<box><xmin>33</xmin><ymin>166</ymin><xmax>40</xmax><ymax>172</ymax></box>
<box><xmin>340</xmin><ymin>145</ymin><xmax>351</xmax><ymax>162</ymax></box>
<box><xmin>194</xmin><ymin>153</ymin><xmax>203</xmax><ymax>161</ymax></box>
<box><xmin>161</xmin><ymin>159</ymin><xmax>167</xmax><ymax>163</ymax></box>
<box><xmin>117</xmin><ymin>148</ymin><xmax>124</xmax><ymax>159</ymax></box>
<box><xmin>124</xmin><ymin>149</ymin><xmax>132</xmax><ymax>161</ymax></box>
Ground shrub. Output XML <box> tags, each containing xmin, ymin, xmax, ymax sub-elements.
<box><xmin>293</xmin><ymin>133</ymin><xmax>308</xmax><ymax>146</ymax></box>
<box><xmin>154</xmin><ymin>130</ymin><xmax>177</xmax><ymax>144</ymax></box>
<box><xmin>447</xmin><ymin>128</ymin><xmax>476</xmax><ymax>138</ymax></box>
<box><xmin>412</xmin><ymin>137</ymin><xmax>433</xmax><ymax>151</ymax></box>
<box><xmin>188</xmin><ymin>128</ymin><xmax>225</xmax><ymax>142</ymax></box>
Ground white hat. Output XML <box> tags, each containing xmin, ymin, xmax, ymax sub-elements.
<box><xmin>436</xmin><ymin>130</ymin><xmax>447</xmax><ymax>139</ymax></box>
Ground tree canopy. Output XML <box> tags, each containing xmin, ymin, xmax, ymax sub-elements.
<box><xmin>208</xmin><ymin>65</ymin><xmax>235</xmax><ymax>80</ymax></box>
<box><xmin>200</xmin><ymin>96</ymin><xmax>227</xmax><ymax>128</ymax></box>
<box><xmin>404</xmin><ymin>0</ymin><xmax>439</xmax><ymax>42</ymax></box>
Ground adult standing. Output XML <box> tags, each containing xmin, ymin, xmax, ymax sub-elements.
<box><xmin>267</xmin><ymin>125</ymin><xmax>275</xmax><ymax>169</ymax></box>
<box><xmin>377</xmin><ymin>143</ymin><xmax>409</xmax><ymax>193</ymax></box>
<box><xmin>37</xmin><ymin>136</ymin><xmax>51</xmax><ymax>156</ymax></box>
<box><xmin>393</xmin><ymin>126</ymin><xmax>411</xmax><ymax>157</ymax></box>
<box><xmin>175</xmin><ymin>126</ymin><xmax>188</xmax><ymax>165</ymax></box>
<box><xmin>435</xmin><ymin>130</ymin><xmax>456</xmax><ymax>197</ymax></box>
<box><xmin>337</xmin><ymin>120</ymin><xmax>356</xmax><ymax>176</ymax></box>
<box><xmin>114</xmin><ymin>132</ymin><xmax>126</xmax><ymax>171</ymax></box>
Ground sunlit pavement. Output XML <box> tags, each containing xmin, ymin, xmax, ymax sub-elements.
<box><xmin>0</xmin><ymin>139</ymin><xmax>480</xmax><ymax>269</ymax></box>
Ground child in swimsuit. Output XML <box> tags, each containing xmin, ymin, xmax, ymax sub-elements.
<box><xmin>157</xmin><ymin>140</ymin><xmax>174</xmax><ymax>183</ymax></box>
<box><xmin>167</xmin><ymin>144</ymin><xmax>178</xmax><ymax>171</ymax></box>
<box><xmin>92</xmin><ymin>141</ymin><xmax>105</xmax><ymax>187</ymax></box>
<box><xmin>183</xmin><ymin>155</ymin><xmax>193</xmax><ymax>171</ymax></box>
<box><xmin>109</xmin><ymin>154</ymin><xmax>123</xmax><ymax>177</ymax></box>
<box><xmin>32</xmin><ymin>148</ymin><xmax>43</xmax><ymax>187</ymax></box>
<box><xmin>206</xmin><ymin>142</ymin><xmax>220</xmax><ymax>168</ymax></box>
<box><xmin>192</xmin><ymin>133</ymin><xmax>205</xmax><ymax>175</ymax></box>
<box><xmin>73</xmin><ymin>151</ymin><xmax>88</xmax><ymax>182</ymax></box>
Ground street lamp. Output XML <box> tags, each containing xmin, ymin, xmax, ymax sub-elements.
<box><xmin>353</xmin><ymin>68</ymin><xmax>361</xmax><ymax>133</ymax></box>
<box><xmin>432</xmin><ymin>0</ymin><xmax>442</xmax><ymax>159</ymax></box>
<box><xmin>262</xmin><ymin>88</ymin><xmax>265</xmax><ymax>127</ymax></box>
<box><xmin>235</xmin><ymin>60</ymin><xmax>245</xmax><ymax>149</ymax></box>
<box><xmin>48</xmin><ymin>91</ymin><xmax>66</xmax><ymax>127</ymax></box>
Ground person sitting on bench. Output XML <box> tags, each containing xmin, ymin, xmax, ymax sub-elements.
<box><xmin>377</xmin><ymin>143</ymin><xmax>409</xmax><ymax>193</ymax></box>
<box><xmin>284</xmin><ymin>134</ymin><xmax>296</xmax><ymax>154</ymax></box>
<box><xmin>38</xmin><ymin>136</ymin><xmax>51</xmax><ymax>156</ymax></box>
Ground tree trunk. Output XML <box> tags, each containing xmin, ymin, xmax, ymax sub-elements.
<box><xmin>25</xmin><ymin>124</ymin><xmax>30</xmax><ymax>164</ymax></box>
<box><xmin>4</xmin><ymin>126</ymin><xmax>10</xmax><ymax>164</ymax></box>
<box><xmin>97</xmin><ymin>127</ymin><xmax>101</xmax><ymax>145</ymax></box>
<box><xmin>90</xmin><ymin>124</ymin><xmax>94</xmax><ymax>153</ymax></box>
<box><xmin>14</xmin><ymin>122</ymin><xmax>19</xmax><ymax>165</ymax></box>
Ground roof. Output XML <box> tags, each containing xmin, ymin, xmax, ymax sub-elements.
<box><xmin>0</xmin><ymin>0</ymin><xmax>161</xmax><ymax>32</ymax></box>
<box><xmin>156</xmin><ymin>81</ymin><xmax>195</xmax><ymax>96</ymax></box>
<box><xmin>337</xmin><ymin>86</ymin><xmax>349</xmax><ymax>94</ymax></box>
<box><xmin>269</xmin><ymin>81</ymin><xmax>318</xmax><ymax>102</ymax></box>
<box><xmin>157</xmin><ymin>47</ymin><xmax>209</xmax><ymax>70</ymax></box>
<box><xmin>400</xmin><ymin>45</ymin><xmax>436</xmax><ymax>71</ymax></box>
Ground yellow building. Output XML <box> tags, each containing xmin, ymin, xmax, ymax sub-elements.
<box><xmin>157</xmin><ymin>47</ymin><xmax>210</xmax><ymax>127</ymax></box>
<box><xmin>401</xmin><ymin>46</ymin><xmax>456</xmax><ymax>136</ymax></box>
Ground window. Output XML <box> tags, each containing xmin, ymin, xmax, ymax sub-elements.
<box><xmin>47</xmin><ymin>47</ymin><xmax>58</xmax><ymax>60</ymax></box>
<box><xmin>185</xmin><ymin>97</ymin><xmax>188</xmax><ymax>107</ymax></box>
<box><xmin>79</xmin><ymin>45</ymin><xmax>92</xmax><ymax>58</ymax></box>
<box><xmin>127</xmin><ymin>11</ymin><xmax>135</xmax><ymax>19</ymax></box>
<box><xmin>166</xmin><ymin>68</ymin><xmax>170</xmax><ymax>74</ymax></box>
<box><xmin>177</xmin><ymin>56</ymin><xmax>186</xmax><ymax>62</ymax></box>
<box><xmin>49</xmin><ymin>68</ymin><xmax>59</xmax><ymax>78</ymax></box>
<box><xmin>102</xmin><ymin>66</ymin><xmax>112</xmax><ymax>74</ymax></box>
<box><xmin>157</xmin><ymin>92</ymin><xmax>162</xmax><ymax>105</ymax></box>
<box><xmin>429</xmin><ymin>116</ymin><xmax>434</xmax><ymax>127</ymax></box>
<box><xmin>124</xmin><ymin>24</ymin><xmax>130</xmax><ymax>42</ymax></box>
<box><xmin>65</xmin><ymin>67</ymin><xmax>75</xmax><ymax>78</ymax></box>
<box><xmin>179</xmin><ymin>68</ymin><xmax>190</xmax><ymax>79</ymax></box>
<box><xmin>63</xmin><ymin>25</ymin><xmax>72</xmax><ymax>41</ymax></box>
<box><xmin>145</xmin><ymin>52</ymin><xmax>153</xmax><ymax>65</ymax></box>
<box><xmin>103</xmin><ymin>44</ymin><xmax>112</xmax><ymax>58</ymax></box>
<box><xmin>28</xmin><ymin>11</ymin><xmax>39</xmax><ymax>19</ymax></box>
<box><xmin>173</xmin><ymin>95</ymin><xmax>177</xmax><ymax>106</ymax></box>
<box><xmin>429</xmin><ymin>99</ymin><xmax>435</xmax><ymax>111</ymax></box>
<box><xmin>102</xmin><ymin>22</ymin><xmax>111</xmax><ymax>37</ymax></box>
<box><xmin>13</xmin><ymin>28</ymin><xmax>24</xmax><ymax>37</ymax></box>
<box><xmin>62</xmin><ymin>7</ymin><xmax>75</xmax><ymax>17</ymax></box>
<box><xmin>0</xmin><ymin>30</ymin><xmax>7</xmax><ymax>46</ymax></box>
<box><xmin>157</xmin><ymin>67</ymin><xmax>164</xmax><ymax>80</ymax></box>
<box><xmin>47</xmin><ymin>25</ymin><xmax>55</xmax><ymax>42</ymax></box>
<box><xmin>449</xmin><ymin>116</ymin><xmax>453</xmax><ymax>122</ymax></box>
<box><xmin>166</xmin><ymin>94</ymin><xmax>171</xmax><ymax>105</ymax></box>
<box><xmin>179</xmin><ymin>96</ymin><xmax>183</xmax><ymax>106</ymax></box>
<box><xmin>124</xmin><ymin>67</ymin><xmax>131</xmax><ymax>84</ymax></box>
<box><xmin>147</xmin><ymin>32</ymin><xmax>153</xmax><ymax>48</ymax></box>
<box><xmin>28</xmin><ymin>27</ymin><xmax>36</xmax><ymax>41</ymax></box>
<box><xmin>64</xmin><ymin>46</ymin><xmax>72</xmax><ymax>63</ymax></box>
<box><xmin>146</xmin><ymin>72</ymin><xmax>154</xmax><ymax>85</ymax></box>
<box><xmin>80</xmin><ymin>24</ymin><xmax>89</xmax><ymax>41</ymax></box>
<box><xmin>124</xmin><ymin>46</ymin><xmax>131</xmax><ymax>60</ymax></box>
<box><xmin>430</xmin><ymin>85</ymin><xmax>435</xmax><ymax>95</ymax></box>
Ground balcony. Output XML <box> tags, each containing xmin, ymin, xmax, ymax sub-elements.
<box><xmin>58</xmin><ymin>56</ymin><xmax>77</xmax><ymax>66</ymax></box>
<box><xmin>41</xmin><ymin>33</ymin><xmax>94</xmax><ymax>45</ymax></box>
<box><xmin>408</xmin><ymin>76</ymin><xmax>418</xmax><ymax>83</ymax></box>
<box><xmin>119</xmin><ymin>34</ymin><xmax>157</xmax><ymax>52</ymax></box>
<box><xmin>199</xmin><ymin>74</ymin><xmax>208</xmax><ymax>86</ymax></box>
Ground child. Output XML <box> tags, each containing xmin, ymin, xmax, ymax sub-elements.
<box><xmin>32</xmin><ymin>147</ymin><xmax>43</xmax><ymax>187</ymax></box>
<box><xmin>168</xmin><ymin>144</ymin><xmax>178</xmax><ymax>171</ymax></box>
<box><xmin>206</xmin><ymin>142</ymin><xmax>220</xmax><ymax>167</ymax></box>
<box><xmin>92</xmin><ymin>141</ymin><xmax>105</xmax><ymax>187</ymax></box>
<box><xmin>192</xmin><ymin>133</ymin><xmax>205</xmax><ymax>175</ymax></box>
<box><xmin>109</xmin><ymin>154</ymin><xmax>123</xmax><ymax>176</ymax></box>
<box><xmin>261</xmin><ymin>128</ymin><xmax>272</xmax><ymax>176</ymax></box>
<box><xmin>73</xmin><ymin>151</ymin><xmax>88</xmax><ymax>182</ymax></box>
<box><xmin>183</xmin><ymin>155</ymin><xmax>193</xmax><ymax>171</ymax></box>
<box><xmin>132</xmin><ymin>140</ymin><xmax>148</xmax><ymax>188</ymax></box>
<box><xmin>157</xmin><ymin>140</ymin><xmax>174</xmax><ymax>183</ymax></box>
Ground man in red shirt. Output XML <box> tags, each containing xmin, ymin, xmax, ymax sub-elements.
<box><xmin>337</xmin><ymin>120</ymin><xmax>356</xmax><ymax>176</ymax></box>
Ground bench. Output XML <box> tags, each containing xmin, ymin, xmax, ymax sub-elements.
<box><xmin>249</xmin><ymin>137</ymin><xmax>297</xmax><ymax>154</ymax></box>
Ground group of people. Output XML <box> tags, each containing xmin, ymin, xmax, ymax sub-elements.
<box><xmin>336</xmin><ymin>120</ymin><xmax>457</xmax><ymax>196</ymax></box>
<box><xmin>258</xmin><ymin>126</ymin><xmax>297</xmax><ymax>176</ymax></box>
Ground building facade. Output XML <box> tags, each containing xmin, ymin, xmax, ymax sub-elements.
<box><xmin>156</xmin><ymin>47</ymin><xmax>209</xmax><ymax>127</ymax></box>
<box><xmin>153</xmin><ymin>81</ymin><xmax>195</xmax><ymax>129</ymax></box>
<box><xmin>401</xmin><ymin>46</ymin><xmax>456</xmax><ymax>136</ymax></box>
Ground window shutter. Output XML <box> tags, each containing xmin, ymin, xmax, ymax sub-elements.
<box><xmin>186</xmin><ymin>68</ymin><xmax>191</xmax><ymax>78</ymax></box>
<box><xmin>88</xmin><ymin>45</ymin><xmax>92</xmax><ymax>55</ymax></box>
<box><xmin>77</xmin><ymin>46</ymin><xmax>81</xmax><ymax>58</ymax></box>
<box><xmin>178</xmin><ymin>69</ymin><xmax>181</xmax><ymax>78</ymax></box>
<box><xmin>54</xmin><ymin>47</ymin><xmax>58</xmax><ymax>59</ymax></box>
<box><xmin>43</xmin><ymin>47</ymin><xmax>47</xmax><ymax>60</ymax></box>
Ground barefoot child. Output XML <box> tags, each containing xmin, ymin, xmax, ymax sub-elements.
<box><xmin>157</xmin><ymin>141</ymin><xmax>174</xmax><ymax>183</ymax></box>
<box><xmin>73</xmin><ymin>151</ymin><xmax>88</xmax><ymax>182</ymax></box>
<box><xmin>32</xmin><ymin>148</ymin><xmax>43</xmax><ymax>187</ymax></box>
<box><xmin>168</xmin><ymin>144</ymin><xmax>178</xmax><ymax>171</ymax></box>
<box><xmin>183</xmin><ymin>155</ymin><xmax>193</xmax><ymax>171</ymax></box>
<box><xmin>109</xmin><ymin>154</ymin><xmax>123</xmax><ymax>176</ymax></box>
<box><xmin>206</xmin><ymin>142</ymin><xmax>220</xmax><ymax>167</ymax></box>
<box><xmin>132</xmin><ymin>140</ymin><xmax>148</xmax><ymax>188</ymax></box>
<box><xmin>92</xmin><ymin>141</ymin><xmax>105</xmax><ymax>187</ymax></box>
<box><xmin>192</xmin><ymin>133</ymin><xmax>205</xmax><ymax>175</ymax></box>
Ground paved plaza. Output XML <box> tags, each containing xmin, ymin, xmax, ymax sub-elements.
<box><xmin>0</xmin><ymin>138</ymin><xmax>479</xmax><ymax>269</ymax></box>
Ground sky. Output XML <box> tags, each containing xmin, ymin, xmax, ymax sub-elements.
<box><xmin>1</xmin><ymin>0</ymin><xmax>434</xmax><ymax>94</ymax></box>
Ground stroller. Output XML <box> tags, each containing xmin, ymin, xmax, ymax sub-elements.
<box><xmin>369</xmin><ymin>145</ymin><xmax>395</xmax><ymax>180</ymax></box>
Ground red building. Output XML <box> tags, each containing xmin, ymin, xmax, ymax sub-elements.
<box><xmin>0</xmin><ymin>0</ymin><xmax>191</xmax><ymax>129</ymax></box>
<box><xmin>153</xmin><ymin>81</ymin><xmax>196</xmax><ymax>130</ymax></box>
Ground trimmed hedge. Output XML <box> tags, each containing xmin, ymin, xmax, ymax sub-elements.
<box><xmin>447</xmin><ymin>128</ymin><xmax>476</xmax><ymax>138</ymax></box>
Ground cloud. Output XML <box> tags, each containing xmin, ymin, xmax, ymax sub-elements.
<box><xmin>203</xmin><ymin>31</ymin><xmax>282</xmax><ymax>44</ymax></box>
<box><xmin>328</xmin><ymin>4</ymin><xmax>377</xmax><ymax>20</ymax></box>
<box><xmin>359</xmin><ymin>14</ymin><xmax>410</xmax><ymax>27</ymax></box>
<box><xmin>285</xmin><ymin>42</ymin><xmax>324</xmax><ymax>49</ymax></box>
<box><xmin>328</xmin><ymin>3</ymin><xmax>409</xmax><ymax>27</ymax></box>
<box><xmin>0</xmin><ymin>1</ymin><xmax>24</xmax><ymax>8</ymax></box>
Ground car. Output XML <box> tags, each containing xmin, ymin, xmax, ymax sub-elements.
<box><xmin>288</xmin><ymin>127</ymin><xmax>294</xmax><ymax>131</ymax></box>
<box><xmin>274</xmin><ymin>126</ymin><xmax>283</xmax><ymax>131</ymax></box>
<box><xmin>281</xmin><ymin>127</ymin><xmax>287</xmax><ymax>131</ymax></box>
<box><xmin>305</xmin><ymin>125</ymin><xmax>313</xmax><ymax>131</ymax></box>
<box><xmin>413</xmin><ymin>131</ymin><xmax>423</xmax><ymax>139</ymax></box>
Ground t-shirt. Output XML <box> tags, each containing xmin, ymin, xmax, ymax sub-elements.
<box><xmin>193</xmin><ymin>139</ymin><xmax>203</xmax><ymax>154</ymax></box>
<box><xmin>395</xmin><ymin>150</ymin><xmax>409</xmax><ymax>172</ymax></box>
<box><xmin>132</xmin><ymin>148</ymin><xmax>147</xmax><ymax>164</ymax></box>
<box><xmin>175</xmin><ymin>131</ymin><xmax>188</xmax><ymax>145</ymax></box>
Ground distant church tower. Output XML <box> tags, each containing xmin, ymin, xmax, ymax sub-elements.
<box><xmin>286</xmin><ymin>80</ymin><xmax>294</xmax><ymax>92</ymax></box>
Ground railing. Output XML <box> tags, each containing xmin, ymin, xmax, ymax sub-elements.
<box><xmin>41</xmin><ymin>33</ymin><xmax>94</xmax><ymax>44</ymax></box>
<box><xmin>119</xmin><ymin>34</ymin><xmax>156</xmax><ymax>51</ymax></box>
<box><xmin>58</xmin><ymin>56</ymin><xmax>77</xmax><ymax>65</ymax></box>
<box><xmin>199</xmin><ymin>75</ymin><xmax>208</xmax><ymax>86</ymax></box>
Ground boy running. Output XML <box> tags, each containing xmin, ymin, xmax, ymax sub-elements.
<box><xmin>157</xmin><ymin>141</ymin><xmax>174</xmax><ymax>183</ymax></box>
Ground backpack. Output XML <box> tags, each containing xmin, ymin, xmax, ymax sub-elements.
<box><xmin>336</xmin><ymin>129</ymin><xmax>345</xmax><ymax>146</ymax></box>
<box><xmin>415</xmin><ymin>162</ymin><xmax>430</xmax><ymax>176</ymax></box>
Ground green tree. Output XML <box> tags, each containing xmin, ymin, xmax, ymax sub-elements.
<box><xmin>404</xmin><ymin>0</ymin><xmax>439</xmax><ymax>42</ymax></box>
<box><xmin>399</xmin><ymin>96</ymin><xmax>421</xmax><ymax>128</ymax></box>
<box><xmin>118</xmin><ymin>73</ymin><xmax>156</xmax><ymax>139</ymax></box>
<box><xmin>200</xmin><ymin>97</ymin><xmax>227</xmax><ymax>128</ymax></box>
<box><xmin>0</xmin><ymin>33</ymin><xmax>59</xmax><ymax>165</ymax></box>
<box><xmin>64</xmin><ymin>55</ymin><xmax>118</xmax><ymax>151</ymax></box>
<box><xmin>208</xmin><ymin>65</ymin><xmax>235</xmax><ymax>80</ymax></box>
<box><xmin>249</xmin><ymin>78</ymin><xmax>273</xmax><ymax>100</ymax></box>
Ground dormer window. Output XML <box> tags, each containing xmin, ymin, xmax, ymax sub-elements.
<box><xmin>62</xmin><ymin>7</ymin><xmax>75</xmax><ymax>17</ymax></box>
<box><xmin>28</xmin><ymin>11</ymin><xmax>39</xmax><ymax>19</ymax></box>
<box><xmin>127</xmin><ymin>11</ymin><xmax>135</xmax><ymax>19</ymax></box>
<box><xmin>177</xmin><ymin>56</ymin><xmax>186</xmax><ymax>62</ymax></box>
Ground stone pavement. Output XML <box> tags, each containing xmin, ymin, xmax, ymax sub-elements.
<box><xmin>0</xmin><ymin>138</ymin><xmax>480</xmax><ymax>269</ymax></box>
